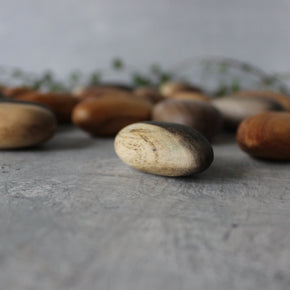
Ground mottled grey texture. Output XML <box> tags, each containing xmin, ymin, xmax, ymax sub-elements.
<box><xmin>0</xmin><ymin>128</ymin><xmax>289</xmax><ymax>290</ymax></box>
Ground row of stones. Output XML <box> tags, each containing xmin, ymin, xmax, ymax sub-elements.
<box><xmin>0</xmin><ymin>82</ymin><xmax>289</xmax><ymax>176</ymax></box>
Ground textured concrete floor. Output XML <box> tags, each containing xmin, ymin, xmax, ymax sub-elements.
<box><xmin>0</xmin><ymin>127</ymin><xmax>289</xmax><ymax>290</ymax></box>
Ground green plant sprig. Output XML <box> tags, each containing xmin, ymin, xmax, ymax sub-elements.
<box><xmin>0</xmin><ymin>57</ymin><xmax>288</xmax><ymax>97</ymax></box>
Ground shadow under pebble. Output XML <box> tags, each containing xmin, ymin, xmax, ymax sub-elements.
<box><xmin>179</xmin><ymin>154</ymin><xmax>248</xmax><ymax>183</ymax></box>
<box><xmin>212</xmin><ymin>131</ymin><xmax>236</xmax><ymax>145</ymax></box>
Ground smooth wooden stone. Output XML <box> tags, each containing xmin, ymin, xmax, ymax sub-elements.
<box><xmin>72</xmin><ymin>84</ymin><xmax>132</xmax><ymax>100</ymax></box>
<box><xmin>159</xmin><ymin>81</ymin><xmax>202</xmax><ymax>97</ymax></box>
<box><xmin>235</xmin><ymin>90</ymin><xmax>290</xmax><ymax>111</ymax></box>
<box><xmin>0</xmin><ymin>102</ymin><xmax>57</xmax><ymax>149</ymax></box>
<box><xmin>72</xmin><ymin>95</ymin><xmax>152</xmax><ymax>136</ymax></box>
<box><xmin>74</xmin><ymin>86</ymin><xmax>151</xmax><ymax>106</ymax></box>
<box><xmin>211</xmin><ymin>95</ymin><xmax>284</xmax><ymax>130</ymax></box>
<box><xmin>114</xmin><ymin>121</ymin><xmax>214</xmax><ymax>176</ymax></box>
<box><xmin>152</xmin><ymin>99</ymin><xmax>223</xmax><ymax>142</ymax></box>
<box><xmin>134</xmin><ymin>87</ymin><xmax>165</xmax><ymax>104</ymax></box>
<box><xmin>15</xmin><ymin>92</ymin><xmax>79</xmax><ymax>123</ymax></box>
<box><xmin>169</xmin><ymin>91</ymin><xmax>210</xmax><ymax>102</ymax></box>
<box><xmin>237</xmin><ymin>112</ymin><xmax>290</xmax><ymax>160</ymax></box>
<box><xmin>1</xmin><ymin>86</ymin><xmax>34</xmax><ymax>98</ymax></box>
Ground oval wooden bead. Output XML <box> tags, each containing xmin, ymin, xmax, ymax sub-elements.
<box><xmin>134</xmin><ymin>87</ymin><xmax>165</xmax><ymax>104</ymax></box>
<box><xmin>114</xmin><ymin>121</ymin><xmax>214</xmax><ymax>176</ymax></box>
<box><xmin>152</xmin><ymin>99</ymin><xmax>223</xmax><ymax>142</ymax></box>
<box><xmin>1</xmin><ymin>86</ymin><xmax>33</xmax><ymax>98</ymax></box>
<box><xmin>0</xmin><ymin>102</ymin><xmax>57</xmax><ymax>149</ymax></box>
<box><xmin>72</xmin><ymin>84</ymin><xmax>132</xmax><ymax>100</ymax></box>
<box><xmin>212</xmin><ymin>95</ymin><xmax>284</xmax><ymax>130</ymax></box>
<box><xmin>236</xmin><ymin>112</ymin><xmax>290</xmax><ymax>160</ymax></box>
<box><xmin>235</xmin><ymin>90</ymin><xmax>290</xmax><ymax>111</ymax></box>
<box><xmin>72</xmin><ymin>95</ymin><xmax>152</xmax><ymax>136</ymax></box>
<box><xmin>159</xmin><ymin>81</ymin><xmax>202</xmax><ymax>97</ymax></box>
<box><xmin>170</xmin><ymin>91</ymin><xmax>210</xmax><ymax>102</ymax></box>
<box><xmin>16</xmin><ymin>92</ymin><xmax>79</xmax><ymax>123</ymax></box>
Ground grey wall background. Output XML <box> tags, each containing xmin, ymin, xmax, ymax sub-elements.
<box><xmin>0</xmin><ymin>0</ymin><xmax>290</xmax><ymax>77</ymax></box>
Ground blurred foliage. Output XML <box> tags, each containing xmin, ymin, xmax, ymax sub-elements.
<box><xmin>0</xmin><ymin>57</ymin><xmax>288</xmax><ymax>97</ymax></box>
<box><xmin>112</xmin><ymin>58</ymin><xmax>124</xmax><ymax>70</ymax></box>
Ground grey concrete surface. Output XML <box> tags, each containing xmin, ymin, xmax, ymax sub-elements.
<box><xmin>0</xmin><ymin>127</ymin><xmax>289</xmax><ymax>290</ymax></box>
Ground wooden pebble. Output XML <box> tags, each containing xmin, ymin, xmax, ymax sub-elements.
<box><xmin>72</xmin><ymin>84</ymin><xmax>132</xmax><ymax>100</ymax></box>
<box><xmin>212</xmin><ymin>95</ymin><xmax>284</xmax><ymax>130</ymax></box>
<box><xmin>72</xmin><ymin>95</ymin><xmax>152</xmax><ymax>136</ymax></box>
<box><xmin>114</xmin><ymin>121</ymin><xmax>214</xmax><ymax>176</ymax></box>
<box><xmin>1</xmin><ymin>86</ymin><xmax>33</xmax><ymax>98</ymax></box>
<box><xmin>170</xmin><ymin>91</ymin><xmax>210</xmax><ymax>102</ymax></box>
<box><xmin>237</xmin><ymin>112</ymin><xmax>290</xmax><ymax>160</ymax></box>
<box><xmin>159</xmin><ymin>81</ymin><xmax>201</xmax><ymax>97</ymax></box>
<box><xmin>152</xmin><ymin>99</ymin><xmax>223</xmax><ymax>142</ymax></box>
<box><xmin>15</xmin><ymin>92</ymin><xmax>79</xmax><ymax>123</ymax></box>
<box><xmin>0</xmin><ymin>101</ymin><xmax>57</xmax><ymax>149</ymax></box>
<box><xmin>235</xmin><ymin>90</ymin><xmax>290</xmax><ymax>111</ymax></box>
<box><xmin>134</xmin><ymin>87</ymin><xmax>165</xmax><ymax>104</ymax></box>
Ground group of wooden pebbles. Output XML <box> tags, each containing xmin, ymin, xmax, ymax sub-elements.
<box><xmin>0</xmin><ymin>81</ymin><xmax>290</xmax><ymax>177</ymax></box>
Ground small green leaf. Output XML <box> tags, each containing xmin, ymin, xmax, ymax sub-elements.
<box><xmin>159</xmin><ymin>73</ymin><xmax>172</xmax><ymax>84</ymax></box>
<box><xmin>261</xmin><ymin>76</ymin><xmax>276</xmax><ymax>86</ymax></box>
<box><xmin>214</xmin><ymin>84</ymin><xmax>228</xmax><ymax>97</ymax></box>
<box><xmin>132</xmin><ymin>73</ymin><xmax>151</xmax><ymax>87</ymax></box>
<box><xmin>48</xmin><ymin>82</ymin><xmax>65</xmax><ymax>92</ymax></box>
<box><xmin>88</xmin><ymin>72</ymin><xmax>102</xmax><ymax>85</ymax></box>
<box><xmin>279</xmin><ymin>85</ymin><xmax>288</xmax><ymax>94</ymax></box>
<box><xmin>42</xmin><ymin>71</ymin><xmax>53</xmax><ymax>83</ymax></box>
<box><xmin>112</xmin><ymin>58</ymin><xmax>124</xmax><ymax>70</ymax></box>
<box><xmin>231</xmin><ymin>79</ymin><xmax>240</xmax><ymax>92</ymax></box>
<box><xmin>69</xmin><ymin>70</ymin><xmax>82</xmax><ymax>84</ymax></box>
<box><xmin>241</xmin><ymin>63</ymin><xmax>251</xmax><ymax>72</ymax></box>
<box><xmin>150</xmin><ymin>64</ymin><xmax>162</xmax><ymax>75</ymax></box>
<box><xmin>219</xmin><ymin>62</ymin><xmax>228</xmax><ymax>74</ymax></box>
<box><xmin>12</xmin><ymin>69</ymin><xmax>23</xmax><ymax>78</ymax></box>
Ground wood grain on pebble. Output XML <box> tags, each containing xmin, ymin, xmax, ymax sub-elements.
<box><xmin>72</xmin><ymin>95</ymin><xmax>152</xmax><ymax>136</ymax></box>
<box><xmin>237</xmin><ymin>112</ymin><xmax>290</xmax><ymax>160</ymax></box>
<box><xmin>152</xmin><ymin>99</ymin><xmax>223</xmax><ymax>142</ymax></box>
<box><xmin>114</xmin><ymin>121</ymin><xmax>214</xmax><ymax>176</ymax></box>
<box><xmin>235</xmin><ymin>90</ymin><xmax>290</xmax><ymax>111</ymax></box>
<box><xmin>16</xmin><ymin>92</ymin><xmax>79</xmax><ymax>123</ymax></box>
<box><xmin>0</xmin><ymin>102</ymin><xmax>57</xmax><ymax>149</ymax></box>
<box><xmin>212</xmin><ymin>95</ymin><xmax>284</xmax><ymax>130</ymax></box>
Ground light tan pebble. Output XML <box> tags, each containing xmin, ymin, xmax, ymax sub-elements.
<box><xmin>159</xmin><ymin>81</ymin><xmax>201</xmax><ymax>97</ymax></box>
<box><xmin>114</xmin><ymin>121</ymin><xmax>214</xmax><ymax>176</ymax></box>
<box><xmin>235</xmin><ymin>90</ymin><xmax>290</xmax><ymax>111</ymax></box>
<box><xmin>170</xmin><ymin>91</ymin><xmax>210</xmax><ymax>102</ymax></box>
<box><xmin>211</xmin><ymin>95</ymin><xmax>284</xmax><ymax>130</ymax></box>
<box><xmin>0</xmin><ymin>101</ymin><xmax>57</xmax><ymax>149</ymax></box>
